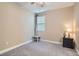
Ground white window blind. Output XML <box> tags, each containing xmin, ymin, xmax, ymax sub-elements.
<box><xmin>37</xmin><ymin>16</ymin><xmax>45</xmax><ymax>32</ymax></box>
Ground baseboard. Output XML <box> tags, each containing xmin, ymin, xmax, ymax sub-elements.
<box><xmin>75</xmin><ymin>48</ymin><xmax>79</xmax><ymax>55</ymax></box>
<box><xmin>0</xmin><ymin>40</ymin><xmax>32</xmax><ymax>55</ymax></box>
<box><xmin>41</xmin><ymin>39</ymin><xmax>62</xmax><ymax>45</ymax></box>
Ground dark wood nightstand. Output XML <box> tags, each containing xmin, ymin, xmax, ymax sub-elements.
<box><xmin>63</xmin><ymin>37</ymin><xmax>75</xmax><ymax>49</ymax></box>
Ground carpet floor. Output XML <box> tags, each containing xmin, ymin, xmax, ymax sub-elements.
<box><xmin>0</xmin><ymin>41</ymin><xmax>78</xmax><ymax>56</ymax></box>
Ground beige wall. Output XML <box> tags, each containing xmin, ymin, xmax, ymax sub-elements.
<box><xmin>0</xmin><ymin>3</ymin><xmax>34</xmax><ymax>51</ymax></box>
<box><xmin>74</xmin><ymin>3</ymin><xmax>79</xmax><ymax>51</ymax></box>
<box><xmin>38</xmin><ymin>6</ymin><xmax>74</xmax><ymax>42</ymax></box>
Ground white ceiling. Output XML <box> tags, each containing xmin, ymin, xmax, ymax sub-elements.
<box><xmin>18</xmin><ymin>2</ymin><xmax>74</xmax><ymax>13</ymax></box>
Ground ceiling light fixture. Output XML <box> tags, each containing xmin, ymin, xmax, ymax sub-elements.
<box><xmin>31</xmin><ymin>2</ymin><xmax>46</xmax><ymax>7</ymax></box>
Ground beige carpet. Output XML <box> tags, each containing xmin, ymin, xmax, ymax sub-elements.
<box><xmin>0</xmin><ymin>41</ymin><xmax>78</xmax><ymax>56</ymax></box>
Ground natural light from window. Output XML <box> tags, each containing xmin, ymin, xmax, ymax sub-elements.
<box><xmin>37</xmin><ymin>16</ymin><xmax>45</xmax><ymax>32</ymax></box>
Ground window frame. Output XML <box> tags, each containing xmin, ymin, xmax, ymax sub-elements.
<box><xmin>36</xmin><ymin>16</ymin><xmax>45</xmax><ymax>32</ymax></box>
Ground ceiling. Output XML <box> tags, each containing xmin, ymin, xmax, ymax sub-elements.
<box><xmin>18</xmin><ymin>2</ymin><xmax>74</xmax><ymax>13</ymax></box>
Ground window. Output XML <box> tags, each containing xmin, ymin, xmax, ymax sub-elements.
<box><xmin>36</xmin><ymin>16</ymin><xmax>45</xmax><ymax>32</ymax></box>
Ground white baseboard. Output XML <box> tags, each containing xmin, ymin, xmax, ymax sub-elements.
<box><xmin>75</xmin><ymin>48</ymin><xmax>79</xmax><ymax>55</ymax></box>
<box><xmin>41</xmin><ymin>39</ymin><xmax>62</xmax><ymax>45</ymax></box>
<box><xmin>0</xmin><ymin>40</ymin><xmax>32</xmax><ymax>55</ymax></box>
